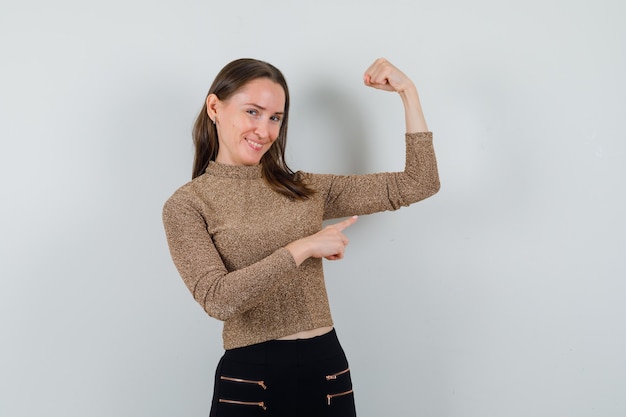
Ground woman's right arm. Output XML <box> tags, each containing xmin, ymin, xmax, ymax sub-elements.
<box><xmin>285</xmin><ymin>215</ymin><xmax>358</xmax><ymax>266</ymax></box>
<box><xmin>163</xmin><ymin>190</ymin><xmax>359</xmax><ymax>317</ymax></box>
<box><xmin>162</xmin><ymin>193</ymin><xmax>297</xmax><ymax>321</ymax></box>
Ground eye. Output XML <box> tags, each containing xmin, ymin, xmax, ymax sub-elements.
<box><xmin>246</xmin><ymin>109</ymin><xmax>259</xmax><ymax>116</ymax></box>
<box><xmin>270</xmin><ymin>115</ymin><xmax>282</xmax><ymax>123</ymax></box>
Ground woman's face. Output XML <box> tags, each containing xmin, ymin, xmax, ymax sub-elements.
<box><xmin>209</xmin><ymin>78</ymin><xmax>286</xmax><ymax>166</ymax></box>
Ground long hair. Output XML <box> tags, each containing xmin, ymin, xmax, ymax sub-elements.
<box><xmin>192</xmin><ymin>58</ymin><xmax>314</xmax><ymax>200</ymax></box>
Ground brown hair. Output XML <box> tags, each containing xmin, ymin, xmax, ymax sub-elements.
<box><xmin>192</xmin><ymin>58</ymin><xmax>314</xmax><ymax>200</ymax></box>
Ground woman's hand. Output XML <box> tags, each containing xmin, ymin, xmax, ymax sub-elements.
<box><xmin>363</xmin><ymin>57</ymin><xmax>428</xmax><ymax>133</ymax></box>
<box><xmin>363</xmin><ymin>58</ymin><xmax>415</xmax><ymax>93</ymax></box>
<box><xmin>285</xmin><ymin>216</ymin><xmax>358</xmax><ymax>266</ymax></box>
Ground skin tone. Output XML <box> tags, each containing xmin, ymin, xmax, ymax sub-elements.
<box><xmin>287</xmin><ymin>58</ymin><xmax>428</xmax><ymax>268</ymax></box>
<box><xmin>209</xmin><ymin>58</ymin><xmax>428</xmax><ymax>340</ymax></box>
<box><xmin>363</xmin><ymin>58</ymin><xmax>428</xmax><ymax>133</ymax></box>
<box><xmin>206</xmin><ymin>78</ymin><xmax>286</xmax><ymax>166</ymax></box>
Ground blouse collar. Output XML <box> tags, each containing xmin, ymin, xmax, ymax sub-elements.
<box><xmin>205</xmin><ymin>160</ymin><xmax>263</xmax><ymax>179</ymax></box>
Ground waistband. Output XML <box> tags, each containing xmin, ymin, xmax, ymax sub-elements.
<box><xmin>223</xmin><ymin>328</ymin><xmax>342</xmax><ymax>365</ymax></box>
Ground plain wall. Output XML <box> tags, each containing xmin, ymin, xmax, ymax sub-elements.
<box><xmin>1</xmin><ymin>0</ymin><xmax>625</xmax><ymax>416</ymax></box>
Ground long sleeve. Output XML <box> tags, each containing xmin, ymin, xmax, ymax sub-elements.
<box><xmin>309</xmin><ymin>132</ymin><xmax>440</xmax><ymax>220</ymax></box>
<box><xmin>161</xmin><ymin>131</ymin><xmax>439</xmax><ymax>349</ymax></box>
<box><xmin>162</xmin><ymin>191</ymin><xmax>297</xmax><ymax>321</ymax></box>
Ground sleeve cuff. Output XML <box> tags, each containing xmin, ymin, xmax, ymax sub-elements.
<box><xmin>406</xmin><ymin>131</ymin><xmax>433</xmax><ymax>142</ymax></box>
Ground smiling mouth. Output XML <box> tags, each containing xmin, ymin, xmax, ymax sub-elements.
<box><xmin>246</xmin><ymin>138</ymin><xmax>264</xmax><ymax>150</ymax></box>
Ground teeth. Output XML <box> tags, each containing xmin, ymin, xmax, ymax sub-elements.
<box><xmin>246</xmin><ymin>138</ymin><xmax>263</xmax><ymax>150</ymax></box>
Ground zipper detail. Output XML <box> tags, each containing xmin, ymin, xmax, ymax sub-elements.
<box><xmin>325</xmin><ymin>367</ymin><xmax>350</xmax><ymax>381</ymax></box>
<box><xmin>219</xmin><ymin>399</ymin><xmax>267</xmax><ymax>410</ymax></box>
<box><xmin>220</xmin><ymin>376</ymin><xmax>267</xmax><ymax>390</ymax></box>
<box><xmin>327</xmin><ymin>389</ymin><xmax>354</xmax><ymax>405</ymax></box>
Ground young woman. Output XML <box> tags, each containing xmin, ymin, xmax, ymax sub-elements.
<box><xmin>163</xmin><ymin>57</ymin><xmax>440</xmax><ymax>416</ymax></box>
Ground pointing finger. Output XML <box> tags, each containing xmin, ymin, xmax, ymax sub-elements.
<box><xmin>332</xmin><ymin>215</ymin><xmax>358</xmax><ymax>232</ymax></box>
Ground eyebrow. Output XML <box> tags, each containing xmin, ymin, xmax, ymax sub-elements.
<box><xmin>245</xmin><ymin>103</ymin><xmax>284</xmax><ymax>114</ymax></box>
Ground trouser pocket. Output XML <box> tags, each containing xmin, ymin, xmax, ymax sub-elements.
<box><xmin>220</xmin><ymin>375</ymin><xmax>267</xmax><ymax>390</ymax></box>
<box><xmin>211</xmin><ymin>357</ymin><xmax>268</xmax><ymax>417</ymax></box>
<box><xmin>324</xmin><ymin>366</ymin><xmax>356</xmax><ymax>415</ymax></box>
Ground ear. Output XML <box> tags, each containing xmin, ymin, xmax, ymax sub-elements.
<box><xmin>206</xmin><ymin>94</ymin><xmax>220</xmax><ymax>123</ymax></box>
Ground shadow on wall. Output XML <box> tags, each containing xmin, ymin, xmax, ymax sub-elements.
<box><xmin>295</xmin><ymin>79</ymin><xmax>373</xmax><ymax>175</ymax></box>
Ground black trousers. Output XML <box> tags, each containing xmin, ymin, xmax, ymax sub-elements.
<box><xmin>209</xmin><ymin>329</ymin><xmax>357</xmax><ymax>417</ymax></box>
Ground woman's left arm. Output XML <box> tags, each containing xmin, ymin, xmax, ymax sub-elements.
<box><xmin>317</xmin><ymin>59</ymin><xmax>438</xmax><ymax>220</ymax></box>
<box><xmin>363</xmin><ymin>58</ymin><xmax>428</xmax><ymax>133</ymax></box>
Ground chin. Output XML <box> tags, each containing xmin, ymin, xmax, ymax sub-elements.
<box><xmin>241</xmin><ymin>157</ymin><xmax>263</xmax><ymax>166</ymax></box>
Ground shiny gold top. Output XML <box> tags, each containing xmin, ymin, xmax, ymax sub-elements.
<box><xmin>162</xmin><ymin>132</ymin><xmax>439</xmax><ymax>349</ymax></box>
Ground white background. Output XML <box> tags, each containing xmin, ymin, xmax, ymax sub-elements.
<box><xmin>1</xmin><ymin>0</ymin><xmax>625</xmax><ymax>416</ymax></box>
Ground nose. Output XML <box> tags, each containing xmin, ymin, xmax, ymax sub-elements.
<box><xmin>254</xmin><ymin>120</ymin><xmax>271</xmax><ymax>139</ymax></box>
